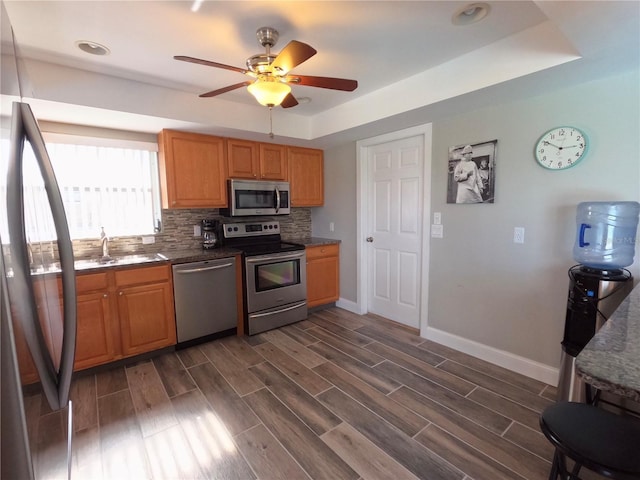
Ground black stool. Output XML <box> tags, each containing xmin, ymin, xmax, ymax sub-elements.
<box><xmin>539</xmin><ymin>401</ymin><xmax>640</xmax><ymax>479</ymax></box>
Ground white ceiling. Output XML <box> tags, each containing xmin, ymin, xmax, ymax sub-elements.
<box><xmin>1</xmin><ymin>1</ymin><xmax>639</xmax><ymax>148</ymax></box>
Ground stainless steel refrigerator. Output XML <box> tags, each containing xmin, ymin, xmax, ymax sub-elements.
<box><xmin>1</xmin><ymin>101</ymin><xmax>77</xmax><ymax>479</ymax></box>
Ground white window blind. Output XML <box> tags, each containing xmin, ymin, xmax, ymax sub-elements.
<box><xmin>0</xmin><ymin>136</ymin><xmax>161</xmax><ymax>242</ymax></box>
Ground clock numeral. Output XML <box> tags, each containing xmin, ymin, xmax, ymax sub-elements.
<box><xmin>557</xmin><ymin>161</ymin><xmax>563</xmax><ymax>168</ymax></box>
<box><xmin>559</xmin><ymin>129</ymin><xmax>565</xmax><ymax>136</ymax></box>
<box><xmin>575</xmin><ymin>152</ymin><xmax>581</xmax><ymax>157</ymax></box>
<box><xmin>576</xmin><ymin>135</ymin><xmax>581</xmax><ymax>141</ymax></box>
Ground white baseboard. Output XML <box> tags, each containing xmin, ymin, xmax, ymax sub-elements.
<box><xmin>335</xmin><ymin>297</ymin><xmax>361</xmax><ymax>314</ymax></box>
<box><xmin>422</xmin><ymin>326</ymin><xmax>559</xmax><ymax>386</ymax></box>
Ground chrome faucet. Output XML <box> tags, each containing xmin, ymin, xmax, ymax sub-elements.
<box><xmin>100</xmin><ymin>227</ymin><xmax>110</xmax><ymax>259</ymax></box>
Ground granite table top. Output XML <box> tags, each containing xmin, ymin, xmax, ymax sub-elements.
<box><xmin>576</xmin><ymin>282</ymin><xmax>640</xmax><ymax>402</ymax></box>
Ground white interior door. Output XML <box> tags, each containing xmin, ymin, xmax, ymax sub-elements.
<box><xmin>366</xmin><ymin>134</ymin><xmax>423</xmax><ymax>328</ymax></box>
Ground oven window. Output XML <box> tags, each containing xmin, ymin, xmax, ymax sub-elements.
<box><xmin>254</xmin><ymin>259</ymin><xmax>300</xmax><ymax>291</ymax></box>
<box><xmin>236</xmin><ymin>189</ymin><xmax>275</xmax><ymax>209</ymax></box>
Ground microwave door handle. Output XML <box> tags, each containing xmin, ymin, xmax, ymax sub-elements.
<box><xmin>275</xmin><ymin>187</ymin><xmax>281</xmax><ymax>213</ymax></box>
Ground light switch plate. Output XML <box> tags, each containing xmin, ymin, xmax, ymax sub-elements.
<box><xmin>141</xmin><ymin>236</ymin><xmax>155</xmax><ymax>245</ymax></box>
<box><xmin>514</xmin><ymin>227</ymin><xmax>525</xmax><ymax>244</ymax></box>
<box><xmin>431</xmin><ymin>224</ymin><xmax>444</xmax><ymax>238</ymax></box>
<box><xmin>433</xmin><ymin>212</ymin><xmax>441</xmax><ymax>225</ymax></box>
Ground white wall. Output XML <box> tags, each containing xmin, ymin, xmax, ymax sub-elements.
<box><xmin>315</xmin><ymin>69</ymin><xmax>640</xmax><ymax>381</ymax></box>
<box><xmin>311</xmin><ymin>142</ymin><xmax>358</xmax><ymax>302</ymax></box>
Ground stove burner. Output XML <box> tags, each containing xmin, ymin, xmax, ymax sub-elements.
<box><xmin>221</xmin><ymin>220</ymin><xmax>304</xmax><ymax>256</ymax></box>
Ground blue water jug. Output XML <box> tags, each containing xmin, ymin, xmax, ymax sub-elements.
<box><xmin>573</xmin><ymin>201</ymin><xmax>640</xmax><ymax>269</ymax></box>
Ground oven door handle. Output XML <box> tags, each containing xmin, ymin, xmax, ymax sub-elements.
<box><xmin>275</xmin><ymin>187</ymin><xmax>281</xmax><ymax>213</ymax></box>
<box><xmin>246</xmin><ymin>251</ymin><xmax>305</xmax><ymax>263</ymax></box>
<box><xmin>175</xmin><ymin>262</ymin><xmax>234</xmax><ymax>274</ymax></box>
<box><xmin>250</xmin><ymin>301</ymin><xmax>307</xmax><ymax>318</ymax></box>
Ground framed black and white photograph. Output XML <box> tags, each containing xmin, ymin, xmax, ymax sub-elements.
<box><xmin>447</xmin><ymin>139</ymin><xmax>497</xmax><ymax>204</ymax></box>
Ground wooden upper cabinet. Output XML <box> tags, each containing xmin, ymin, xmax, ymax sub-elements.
<box><xmin>158</xmin><ymin>129</ymin><xmax>228</xmax><ymax>208</ymax></box>
<box><xmin>259</xmin><ymin>143</ymin><xmax>287</xmax><ymax>181</ymax></box>
<box><xmin>288</xmin><ymin>146</ymin><xmax>324</xmax><ymax>206</ymax></box>
<box><xmin>228</xmin><ymin>139</ymin><xmax>288</xmax><ymax>181</ymax></box>
<box><xmin>227</xmin><ymin>139</ymin><xmax>259</xmax><ymax>179</ymax></box>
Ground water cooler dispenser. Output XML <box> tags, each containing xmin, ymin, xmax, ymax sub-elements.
<box><xmin>557</xmin><ymin>201</ymin><xmax>640</xmax><ymax>402</ymax></box>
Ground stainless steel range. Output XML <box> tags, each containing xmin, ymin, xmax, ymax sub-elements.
<box><xmin>222</xmin><ymin>221</ymin><xmax>307</xmax><ymax>335</ymax></box>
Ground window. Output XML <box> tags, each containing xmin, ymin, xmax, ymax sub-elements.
<box><xmin>0</xmin><ymin>133</ymin><xmax>161</xmax><ymax>242</ymax></box>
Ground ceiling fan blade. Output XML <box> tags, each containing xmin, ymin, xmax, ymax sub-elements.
<box><xmin>271</xmin><ymin>41</ymin><xmax>317</xmax><ymax>75</ymax></box>
<box><xmin>199</xmin><ymin>81</ymin><xmax>252</xmax><ymax>98</ymax></box>
<box><xmin>174</xmin><ymin>55</ymin><xmax>248</xmax><ymax>74</ymax></box>
<box><xmin>280</xmin><ymin>93</ymin><xmax>299</xmax><ymax>109</ymax></box>
<box><xmin>286</xmin><ymin>75</ymin><xmax>358</xmax><ymax>91</ymax></box>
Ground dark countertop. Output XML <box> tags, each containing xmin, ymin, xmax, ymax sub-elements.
<box><xmin>160</xmin><ymin>247</ymin><xmax>242</xmax><ymax>265</ymax></box>
<box><xmin>284</xmin><ymin>237</ymin><xmax>341</xmax><ymax>247</ymax></box>
<box><xmin>24</xmin><ymin>239</ymin><xmax>339</xmax><ymax>275</ymax></box>
<box><xmin>576</xmin><ymin>282</ymin><xmax>640</xmax><ymax>401</ymax></box>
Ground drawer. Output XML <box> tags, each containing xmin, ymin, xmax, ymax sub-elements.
<box><xmin>115</xmin><ymin>264</ymin><xmax>170</xmax><ymax>287</ymax></box>
<box><xmin>76</xmin><ymin>272</ymin><xmax>109</xmax><ymax>293</ymax></box>
<box><xmin>306</xmin><ymin>243</ymin><xmax>339</xmax><ymax>260</ymax></box>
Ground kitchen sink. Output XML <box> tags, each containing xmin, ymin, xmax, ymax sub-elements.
<box><xmin>23</xmin><ymin>253</ymin><xmax>167</xmax><ymax>275</ymax></box>
<box><xmin>74</xmin><ymin>253</ymin><xmax>167</xmax><ymax>270</ymax></box>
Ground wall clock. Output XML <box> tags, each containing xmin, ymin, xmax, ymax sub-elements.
<box><xmin>534</xmin><ymin>126</ymin><xmax>588</xmax><ymax>170</ymax></box>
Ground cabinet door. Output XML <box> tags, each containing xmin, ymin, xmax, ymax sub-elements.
<box><xmin>10</xmin><ymin>308</ymin><xmax>39</xmax><ymax>385</ymax></box>
<box><xmin>74</xmin><ymin>291</ymin><xmax>115</xmax><ymax>370</ymax></box>
<box><xmin>117</xmin><ymin>281</ymin><xmax>176</xmax><ymax>357</ymax></box>
<box><xmin>259</xmin><ymin>143</ymin><xmax>287</xmax><ymax>180</ymax></box>
<box><xmin>158</xmin><ymin>130</ymin><xmax>227</xmax><ymax>208</ymax></box>
<box><xmin>227</xmin><ymin>139</ymin><xmax>259</xmax><ymax>179</ymax></box>
<box><xmin>288</xmin><ymin>147</ymin><xmax>324</xmax><ymax>206</ymax></box>
<box><xmin>10</xmin><ymin>276</ymin><xmax>63</xmax><ymax>384</ymax></box>
<box><xmin>306</xmin><ymin>244</ymin><xmax>340</xmax><ymax>308</ymax></box>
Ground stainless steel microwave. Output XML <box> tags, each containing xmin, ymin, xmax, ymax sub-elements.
<box><xmin>221</xmin><ymin>179</ymin><xmax>291</xmax><ymax>217</ymax></box>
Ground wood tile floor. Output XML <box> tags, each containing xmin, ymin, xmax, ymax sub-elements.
<box><xmin>26</xmin><ymin>307</ymin><xmax>609</xmax><ymax>480</ymax></box>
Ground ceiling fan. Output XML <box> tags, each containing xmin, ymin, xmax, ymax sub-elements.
<box><xmin>175</xmin><ymin>27</ymin><xmax>358</xmax><ymax>108</ymax></box>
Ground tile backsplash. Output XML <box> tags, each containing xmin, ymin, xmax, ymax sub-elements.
<box><xmin>71</xmin><ymin>208</ymin><xmax>312</xmax><ymax>259</ymax></box>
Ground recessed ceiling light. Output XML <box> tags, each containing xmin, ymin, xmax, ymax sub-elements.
<box><xmin>75</xmin><ymin>40</ymin><xmax>110</xmax><ymax>56</ymax></box>
<box><xmin>452</xmin><ymin>2</ymin><xmax>490</xmax><ymax>26</ymax></box>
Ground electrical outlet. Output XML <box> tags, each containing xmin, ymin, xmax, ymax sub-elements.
<box><xmin>194</xmin><ymin>225</ymin><xmax>201</xmax><ymax>237</ymax></box>
<box><xmin>514</xmin><ymin>227</ymin><xmax>525</xmax><ymax>244</ymax></box>
<box><xmin>433</xmin><ymin>212</ymin><xmax>441</xmax><ymax>225</ymax></box>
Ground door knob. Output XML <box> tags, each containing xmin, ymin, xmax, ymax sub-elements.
<box><xmin>366</xmin><ymin>237</ymin><xmax>374</xmax><ymax>242</ymax></box>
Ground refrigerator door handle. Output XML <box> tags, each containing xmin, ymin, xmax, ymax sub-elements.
<box><xmin>7</xmin><ymin>102</ymin><xmax>77</xmax><ymax>411</ymax></box>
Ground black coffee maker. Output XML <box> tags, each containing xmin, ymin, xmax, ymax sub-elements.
<box><xmin>201</xmin><ymin>219</ymin><xmax>219</xmax><ymax>249</ymax></box>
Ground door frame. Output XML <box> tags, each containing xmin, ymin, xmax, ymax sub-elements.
<box><xmin>356</xmin><ymin>123</ymin><xmax>432</xmax><ymax>335</ymax></box>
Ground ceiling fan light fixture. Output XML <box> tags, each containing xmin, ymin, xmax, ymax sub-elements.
<box><xmin>247</xmin><ymin>78</ymin><xmax>291</xmax><ymax>107</ymax></box>
<box><xmin>452</xmin><ymin>2</ymin><xmax>490</xmax><ymax>26</ymax></box>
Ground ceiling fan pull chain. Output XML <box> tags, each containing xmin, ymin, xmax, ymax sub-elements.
<box><xmin>269</xmin><ymin>106</ymin><xmax>274</xmax><ymax>139</ymax></box>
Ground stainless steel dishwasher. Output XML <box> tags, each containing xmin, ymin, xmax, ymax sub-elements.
<box><xmin>172</xmin><ymin>257</ymin><xmax>237</xmax><ymax>345</ymax></box>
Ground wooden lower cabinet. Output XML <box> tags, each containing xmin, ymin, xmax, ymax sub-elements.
<box><xmin>75</xmin><ymin>290</ymin><xmax>114</xmax><ymax>371</ymax></box>
<box><xmin>9</xmin><ymin>275</ymin><xmax>63</xmax><ymax>385</ymax></box>
<box><xmin>117</xmin><ymin>280</ymin><xmax>176</xmax><ymax>357</ymax></box>
<box><xmin>75</xmin><ymin>263</ymin><xmax>176</xmax><ymax>371</ymax></box>
<box><xmin>306</xmin><ymin>244</ymin><xmax>340</xmax><ymax>308</ymax></box>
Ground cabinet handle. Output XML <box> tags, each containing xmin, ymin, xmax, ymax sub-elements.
<box><xmin>103</xmin><ymin>294</ymin><xmax>108</xmax><ymax>298</ymax></box>
<box><xmin>119</xmin><ymin>291</ymin><xmax>123</xmax><ymax>296</ymax></box>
